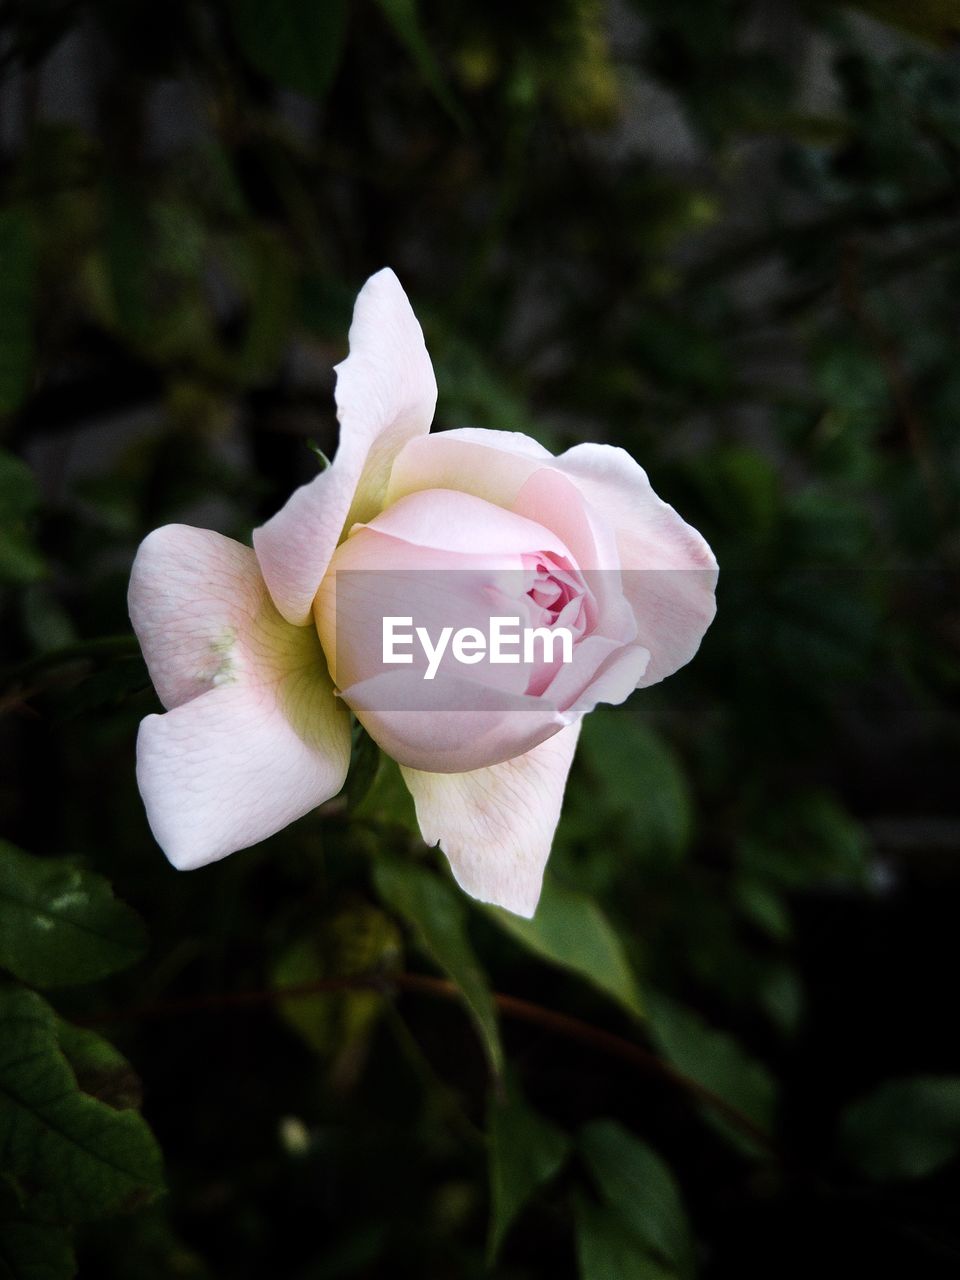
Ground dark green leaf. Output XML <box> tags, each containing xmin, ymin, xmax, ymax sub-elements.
<box><xmin>580</xmin><ymin>711</ymin><xmax>692</xmax><ymax>863</ymax></box>
<box><xmin>352</xmin><ymin>756</ymin><xmax>418</xmax><ymax>832</ymax></box>
<box><xmin>346</xmin><ymin>726</ymin><xmax>382</xmax><ymax>812</ymax></box>
<box><xmin>0</xmin><ymin>452</ymin><xmax>45</xmax><ymax>585</ymax></box>
<box><xmin>575</xmin><ymin>1194</ymin><xmax>676</xmax><ymax>1280</ymax></box>
<box><xmin>228</xmin><ymin>0</ymin><xmax>348</xmax><ymax>97</ymax></box>
<box><xmin>0</xmin><ymin>988</ymin><xmax>164</xmax><ymax>1222</ymax></box>
<box><xmin>373</xmin><ymin>858</ymin><xmax>502</xmax><ymax>1075</ymax></box>
<box><xmin>55</xmin><ymin>1022</ymin><xmax>144</xmax><ymax>1113</ymax></box>
<box><xmin>579</xmin><ymin>1121</ymin><xmax>693</xmax><ymax>1276</ymax></box>
<box><xmin>647</xmin><ymin>994</ymin><xmax>776</xmax><ymax>1155</ymax></box>
<box><xmin>840</xmin><ymin>1076</ymin><xmax>960</xmax><ymax>1181</ymax></box>
<box><xmin>738</xmin><ymin>791</ymin><xmax>869</xmax><ymax>891</ymax></box>
<box><xmin>487</xmin><ymin>1080</ymin><xmax>570</xmax><ymax>1261</ymax></box>
<box><xmin>487</xmin><ymin>879</ymin><xmax>643</xmax><ymax>1019</ymax></box>
<box><xmin>0</xmin><ymin>452</ymin><xmax>38</xmax><ymax>529</ymax></box>
<box><xmin>0</xmin><ymin>843</ymin><xmax>147</xmax><ymax>988</ymax></box>
<box><xmin>372</xmin><ymin>0</ymin><xmax>468</xmax><ymax>129</ymax></box>
<box><xmin>734</xmin><ymin>879</ymin><xmax>792</xmax><ymax>942</ymax></box>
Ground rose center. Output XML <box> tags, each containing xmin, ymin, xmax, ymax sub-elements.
<box><xmin>523</xmin><ymin>551</ymin><xmax>595</xmax><ymax>641</ymax></box>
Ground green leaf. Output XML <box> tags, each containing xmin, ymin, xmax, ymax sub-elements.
<box><xmin>647</xmin><ymin>994</ymin><xmax>775</xmax><ymax>1155</ymax></box>
<box><xmin>0</xmin><ymin>1221</ymin><xmax>75</xmax><ymax>1280</ymax></box>
<box><xmin>0</xmin><ymin>842</ymin><xmax>147</xmax><ymax>988</ymax></box>
<box><xmin>0</xmin><ymin>451</ymin><xmax>45</xmax><ymax>585</ymax></box>
<box><xmin>487</xmin><ymin>879</ymin><xmax>644</xmax><ymax>1020</ymax></box>
<box><xmin>346</xmin><ymin>726</ymin><xmax>382</xmax><ymax>813</ymax></box>
<box><xmin>579</xmin><ymin>1122</ymin><xmax>693</xmax><ymax>1276</ymax></box>
<box><xmin>840</xmin><ymin>1076</ymin><xmax>960</xmax><ymax>1181</ymax></box>
<box><xmin>580</xmin><ymin>710</ymin><xmax>692</xmax><ymax>863</ymax></box>
<box><xmin>373</xmin><ymin>858</ymin><xmax>502</xmax><ymax>1076</ymax></box>
<box><xmin>738</xmin><ymin>791</ymin><xmax>869</xmax><ymax>892</ymax></box>
<box><xmin>55</xmin><ymin>1022</ymin><xmax>144</xmax><ymax>1113</ymax></box>
<box><xmin>574</xmin><ymin>1194</ymin><xmax>676</xmax><ymax>1280</ymax></box>
<box><xmin>227</xmin><ymin>0</ymin><xmax>348</xmax><ymax>97</ymax></box>
<box><xmin>0</xmin><ymin>454</ymin><xmax>39</xmax><ymax>532</ymax></box>
<box><xmin>0</xmin><ymin>211</ymin><xmax>36</xmax><ymax>415</ymax></box>
<box><xmin>352</xmin><ymin>755</ymin><xmax>418</xmax><ymax>832</ymax></box>
<box><xmin>694</xmin><ymin>446</ymin><xmax>781</xmax><ymax>545</ymax></box>
<box><xmin>372</xmin><ymin>0</ymin><xmax>468</xmax><ymax>130</ymax></box>
<box><xmin>0</xmin><ymin>988</ymin><xmax>164</xmax><ymax>1222</ymax></box>
<box><xmin>487</xmin><ymin>1079</ymin><xmax>570</xmax><ymax>1261</ymax></box>
<box><xmin>734</xmin><ymin>879</ymin><xmax>792</xmax><ymax>942</ymax></box>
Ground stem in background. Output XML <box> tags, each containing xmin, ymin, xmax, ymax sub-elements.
<box><xmin>76</xmin><ymin>970</ymin><xmax>775</xmax><ymax>1156</ymax></box>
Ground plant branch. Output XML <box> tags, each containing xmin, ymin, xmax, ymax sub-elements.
<box><xmin>76</xmin><ymin>970</ymin><xmax>775</xmax><ymax>1155</ymax></box>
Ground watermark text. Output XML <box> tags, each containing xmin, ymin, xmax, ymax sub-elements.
<box><xmin>383</xmin><ymin>616</ymin><xmax>573</xmax><ymax>680</ymax></box>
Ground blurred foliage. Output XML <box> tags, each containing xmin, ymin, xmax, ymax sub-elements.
<box><xmin>1</xmin><ymin>0</ymin><xmax>959</xmax><ymax>1277</ymax></box>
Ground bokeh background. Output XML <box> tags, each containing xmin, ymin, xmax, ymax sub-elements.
<box><xmin>1</xmin><ymin>1</ymin><xmax>959</xmax><ymax>1277</ymax></box>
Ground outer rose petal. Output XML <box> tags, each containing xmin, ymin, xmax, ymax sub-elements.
<box><xmin>253</xmin><ymin>268</ymin><xmax>437</xmax><ymax>626</ymax></box>
<box><xmin>554</xmin><ymin>443</ymin><xmax>717</xmax><ymax>686</ymax></box>
<box><xmin>137</xmin><ymin>674</ymin><xmax>347</xmax><ymax>870</ymax></box>
<box><xmin>130</xmin><ymin>525</ymin><xmax>267</xmax><ymax>709</ymax></box>
<box><xmin>546</xmin><ymin>638</ymin><xmax>650</xmax><ymax>715</ymax></box>
<box><xmin>129</xmin><ymin>524</ymin><xmax>350</xmax><ymax>869</ymax></box>
<box><xmin>400</xmin><ymin>720</ymin><xmax>582</xmax><ymax>917</ymax></box>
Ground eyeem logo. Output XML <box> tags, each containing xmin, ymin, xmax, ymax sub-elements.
<box><xmin>383</xmin><ymin>616</ymin><xmax>574</xmax><ymax>681</ymax></box>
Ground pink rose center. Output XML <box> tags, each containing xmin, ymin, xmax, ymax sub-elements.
<box><xmin>507</xmin><ymin>551</ymin><xmax>597</xmax><ymax>696</ymax></box>
<box><xmin>523</xmin><ymin>551</ymin><xmax>595</xmax><ymax>637</ymax></box>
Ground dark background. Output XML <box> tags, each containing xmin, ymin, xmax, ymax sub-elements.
<box><xmin>1</xmin><ymin>1</ymin><xmax>959</xmax><ymax>1277</ymax></box>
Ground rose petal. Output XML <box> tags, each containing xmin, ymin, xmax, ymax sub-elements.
<box><xmin>253</xmin><ymin>268</ymin><xmax>437</xmax><ymax>625</ymax></box>
<box><xmin>314</xmin><ymin>528</ymin><xmax>532</xmax><ymax>697</ymax></box>
<box><xmin>554</xmin><ymin>443</ymin><xmax>717</xmax><ymax>685</ymax></box>
<box><xmin>400</xmin><ymin>720</ymin><xmax>582</xmax><ymax>917</ymax></box>
<box><xmin>341</xmin><ymin>668</ymin><xmax>566</xmax><ymax>773</ymax></box>
<box><xmin>137</xmin><ymin>670</ymin><xmax>349</xmax><ymax>870</ymax></box>
<box><xmin>354</xmin><ymin>487</ymin><xmax>576</xmax><ymax>562</ymax></box>
<box><xmin>129</xmin><ymin>524</ymin><xmax>267</xmax><ymax>710</ymax></box>
<box><xmin>386</xmin><ymin>428</ymin><xmax>548</xmax><ymax>510</ymax></box>
<box><xmin>511</xmin><ymin>467</ymin><xmax>619</xmax><ymax>572</ymax></box>
<box><xmin>129</xmin><ymin>524</ymin><xmax>350</xmax><ymax>869</ymax></box>
<box><xmin>543</xmin><ymin>635</ymin><xmax>649</xmax><ymax>713</ymax></box>
<box><xmin>511</xmin><ymin>466</ymin><xmax>636</xmax><ymax>640</ymax></box>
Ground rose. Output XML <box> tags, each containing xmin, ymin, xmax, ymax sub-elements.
<box><xmin>130</xmin><ymin>269</ymin><xmax>716</xmax><ymax>916</ymax></box>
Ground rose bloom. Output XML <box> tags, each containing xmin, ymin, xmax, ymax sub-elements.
<box><xmin>130</xmin><ymin>270</ymin><xmax>716</xmax><ymax>916</ymax></box>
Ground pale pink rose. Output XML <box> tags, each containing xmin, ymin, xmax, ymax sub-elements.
<box><xmin>129</xmin><ymin>269</ymin><xmax>716</xmax><ymax>917</ymax></box>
